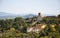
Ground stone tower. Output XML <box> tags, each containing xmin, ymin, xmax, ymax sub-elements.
<box><xmin>38</xmin><ymin>13</ymin><xmax>41</xmax><ymax>17</ymax></box>
<box><xmin>37</xmin><ymin>12</ymin><xmax>42</xmax><ymax>21</ymax></box>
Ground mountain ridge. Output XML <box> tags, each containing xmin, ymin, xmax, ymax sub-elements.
<box><xmin>0</xmin><ymin>12</ymin><xmax>57</xmax><ymax>19</ymax></box>
<box><xmin>0</xmin><ymin>12</ymin><xmax>36</xmax><ymax>19</ymax></box>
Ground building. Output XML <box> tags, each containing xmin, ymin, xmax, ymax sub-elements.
<box><xmin>26</xmin><ymin>12</ymin><xmax>45</xmax><ymax>33</ymax></box>
<box><xmin>27</xmin><ymin>24</ymin><xmax>46</xmax><ymax>33</ymax></box>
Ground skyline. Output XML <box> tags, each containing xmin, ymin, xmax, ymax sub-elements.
<box><xmin>0</xmin><ymin>0</ymin><xmax>60</xmax><ymax>16</ymax></box>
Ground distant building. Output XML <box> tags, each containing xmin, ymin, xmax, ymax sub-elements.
<box><xmin>26</xmin><ymin>12</ymin><xmax>46</xmax><ymax>33</ymax></box>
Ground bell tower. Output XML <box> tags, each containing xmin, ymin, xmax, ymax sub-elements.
<box><xmin>37</xmin><ymin>12</ymin><xmax>42</xmax><ymax>21</ymax></box>
<box><xmin>38</xmin><ymin>13</ymin><xmax>41</xmax><ymax>17</ymax></box>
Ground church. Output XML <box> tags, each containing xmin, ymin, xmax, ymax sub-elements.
<box><xmin>26</xmin><ymin>12</ymin><xmax>46</xmax><ymax>33</ymax></box>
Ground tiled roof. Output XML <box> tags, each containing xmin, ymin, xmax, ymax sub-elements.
<box><xmin>33</xmin><ymin>24</ymin><xmax>46</xmax><ymax>29</ymax></box>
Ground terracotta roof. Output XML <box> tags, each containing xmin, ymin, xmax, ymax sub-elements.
<box><xmin>33</xmin><ymin>24</ymin><xmax>46</xmax><ymax>29</ymax></box>
<box><xmin>58</xmin><ymin>24</ymin><xmax>60</xmax><ymax>26</ymax></box>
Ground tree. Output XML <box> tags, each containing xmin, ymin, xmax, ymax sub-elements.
<box><xmin>58</xmin><ymin>14</ymin><xmax>60</xmax><ymax>18</ymax></box>
<box><xmin>13</xmin><ymin>22</ymin><xmax>19</xmax><ymax>29</ymax></box>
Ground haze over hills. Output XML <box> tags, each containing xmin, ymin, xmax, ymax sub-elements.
<box><xmin>0</xmin><ymin>12</ymin><xmax>18</xmax><ymax>19</ymax></box>
<box><xmin>0</xmin><ymin>12</ymin><xmax>37</xmax><ymax>19</ymax></box>
<box><xmin>0</xmin><ymin>12</ymin><xmax>58</xmax><ymax>19</ymax></box>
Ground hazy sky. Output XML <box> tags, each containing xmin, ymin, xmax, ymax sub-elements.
<box><xmin>0</xmin><ymin>0</ymin><xmax>60</xmax><ymax>15</ymax></box>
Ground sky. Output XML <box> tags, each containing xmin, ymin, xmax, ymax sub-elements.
<box><xmin>0</xmin><ymin>0</ymin><xmax>60</xmax><ymax>16</ymax></box>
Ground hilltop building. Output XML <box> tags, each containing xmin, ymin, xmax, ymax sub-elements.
<box><xmin>26</xmin><ymin>12</ymin><xmax>45</xmax><ymax>33</ymax></box>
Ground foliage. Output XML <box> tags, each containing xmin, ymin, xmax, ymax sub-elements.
<box><xmin>0</xmin><ymin>16</ymin><xmax>60</xmax><ymax>38</ymax></box>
